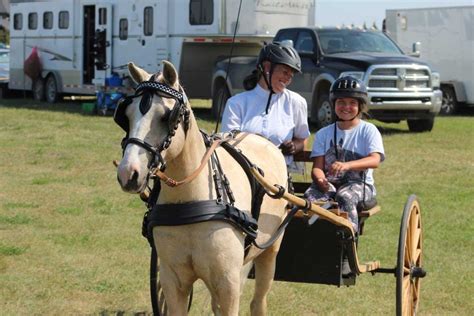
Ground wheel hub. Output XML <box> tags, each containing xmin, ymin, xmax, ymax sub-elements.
<box><xmin>410</xmin><ymin>266</ymin><xmax>426</xmax><ymax>279</ymax></box>
<box><xmin>318</xmin><ymin>101</ymin><xmax>332</xmax><ymax>125</ymax></box>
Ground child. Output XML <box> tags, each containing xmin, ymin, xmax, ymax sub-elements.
<box><xmin>305</xmin><ymin>76</ymin><xmax>385</xmax><ymax>232</ymax></box>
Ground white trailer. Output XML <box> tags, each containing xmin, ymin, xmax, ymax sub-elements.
<box><xmin>385</xmin><ymin>6</ymin><xmax>474</xmax><ymax>114</ymax></box>
<box><xmin>8</xmin><ymin>0</ymin><xmax>315</xmax><ymax>102</ymax></box>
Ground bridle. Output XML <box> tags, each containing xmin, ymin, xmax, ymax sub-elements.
<box><xmin>114</xmin><ymin>75</ymin><xmax>191</xmax><ymax>174</ymax></box>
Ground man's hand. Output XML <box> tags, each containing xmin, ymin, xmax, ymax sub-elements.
<box><xmin>279</xmin><ymin>141</ymin><xmax>296</xmax><ymax>155</ymax></box>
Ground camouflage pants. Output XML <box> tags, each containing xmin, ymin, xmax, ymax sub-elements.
<box><xmin>304</xmin><ymin>181</ymin><xmax>374</xmax><ymax>232</ymax></box>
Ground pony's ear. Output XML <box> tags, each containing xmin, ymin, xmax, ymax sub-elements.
<box><xmin>162</xmin><ymin>60</ymin><xmax>179</xmax><ymax>88</ymax></box>
<box><xmin>128</xmin><ymin>62</ymin><xmax>150</xmax><ymax>83</ymax></box>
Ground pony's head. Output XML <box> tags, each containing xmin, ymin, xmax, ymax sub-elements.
<box><xmin>115</xmin><ymin>61</ymin><xmax>191</xmax><ymax>193</ymax></box>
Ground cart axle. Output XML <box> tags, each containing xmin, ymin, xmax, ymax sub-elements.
<box><xmin>373</xmin><ymin>267</ymin><xmax>396</xmax><ymax>275</ymax></box>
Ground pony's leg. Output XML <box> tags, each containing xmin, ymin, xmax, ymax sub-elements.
<box><xmin>206</xmin><ymin>268</ymin><xmax>241</xmax><ymax>316</ymax></box>
<box><xmin>159</xmin><ymin>262</ymin><xmax>194</xmax><ymax>316</ymax></box>
<box><xmin>207</xmin><ymin>261</ymin><xmax>253</xmax><ymax>315</ymax></box>
<box><xmin>250</xmin><ymin>242</ymin><xmax>281</xmax><ymax>316</ymax></box>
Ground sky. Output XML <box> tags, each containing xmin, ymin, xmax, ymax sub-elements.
<box><xmin>314</xmin><ymin>0</ymin><xmax>474</xmax><ymax>28</ymax></box>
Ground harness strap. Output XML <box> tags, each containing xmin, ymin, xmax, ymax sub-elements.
<box><xmin>252</xmin><ymin>204</ymin><xmax>300</xmax><ymax>249</ymax></box>
<box><xmin>220</xmin><ymin>141</ymin><xmax>266</xmax><ymax>221</ymax></box>
<box><xmin>146</xmin><ymin>200</ymin><xmax>258</xmax><ymax>241</ymax></box>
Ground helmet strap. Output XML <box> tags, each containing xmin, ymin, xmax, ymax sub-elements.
<box><xmin>260</xmin><ymin>63</ymin><xmax>275</xmax><ymax>114</ymax></box>
<box><xmin>264</xmin><ymin>91</ymin><xmax>273</xmax><ymax>115</ymax></box>
<box><xmin>336</xmin><ymin>112</ymin><xmax>359</xmax><ymax>122</ymax></box>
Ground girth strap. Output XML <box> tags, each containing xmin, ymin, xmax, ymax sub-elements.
<box><xmin>146</xmin><ymin>200</ymin><xmax>258</xmax><ymax>241</ymax></box>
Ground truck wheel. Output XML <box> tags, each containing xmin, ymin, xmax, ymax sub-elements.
<box><xmin>407</xmin><ymin>116</ymin><xmax>434</xmax><ymax>133</ymax></box>
<box><xmin>32</xmin><ymin>78</ymin><xmax>45</xmax><ymax>101</ymax></box>
<box><xmin>212</xmin><ymin>84</ymin><xmax>230</xmax><ymax>120</ymax></box>
<box><xmin>45</xmin><ymin>75</ymin><xmax>59</xmax><ymax>103</ymax></box>
<box><xmin>312</xmin><ymin>93</ymin><xmax>334</xmax><ymax>128</ymax></box>
<box><xmin>440</xmin><ymin>86</ymin><xmax>457</xmax><ymax>115</ymax></box>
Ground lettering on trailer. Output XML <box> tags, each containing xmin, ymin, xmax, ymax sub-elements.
<box><xmin>256</xmin><ymin>0</ymin><xmax>313</xmax><ymax>11</ymax></box>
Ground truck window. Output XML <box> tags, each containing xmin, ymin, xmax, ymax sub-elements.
<box><xmin>189</xmin><ymin>0</ymin><xmax>213</xmax><ymax>25</ymax></box>
<box><xmin>14</xmin><ymin>13</ymin><xmax>23</xmax><ymax>30</ymax></box>
<box><xmin>28</xmin><ymin>12</ymin><xmax>38</xmax><ymax>30</ymax></box>
<box><xmin>295</xmin><ymin>31</ymin><xmax>314</xmax><ymax>53</ymax></box>
<box><xmin>144</xmin><ymin>6</ymin><xmax>153</xmax><ymax>36</ymax></box>
<box><xmin>59</xmin><ymin>11</ymin><xmax>69</xmax><ymax>29</ymax></box>
<box><xmin>276</xmin><ymin>29</ymin><xmax>299</xmax><ymax>44</ymax></box>
<box><xmin>119</xmin><ymin>19</ymin><xmax>128</xmax><ymax>40</ymax></box>
<box><xmin>43</xmin><ymin>12</ymin><xmax>53</xmax><ymax>29</ymax></box>
<box><xmin>318</xmin><ymin>29</ymin><xmax>402</xmax><ymax>54</ymax></box>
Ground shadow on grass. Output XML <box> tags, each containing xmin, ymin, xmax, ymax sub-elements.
<box><xmin>374</xmin><ymin>124</ymin><xmax>411</xmax><ymax>136</ymax></box>
<box><xmin>99</xmin><ymin>310</ymin><xmax>150</xmax><ymax>316</ymax></box>
<box><xmin>192</xmin><ymin>107</ymin><xmax>215</xmax><ymax>120</ymax></box>
<box><xmin>0</xmin><ymin>95</ymin><xmax>90</xmax><ymax>115</ymax></box>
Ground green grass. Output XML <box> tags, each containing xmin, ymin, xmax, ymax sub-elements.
<box><xmin>0</xmin><ymin>97</ymin><xmax>473</xmax><ymax>315</ymax></box>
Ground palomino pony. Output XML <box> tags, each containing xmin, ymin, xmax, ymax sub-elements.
<box><xmin>116</xmin><ymin>60</ymin><xmax>288</xmax><ymax>315</ymax></box>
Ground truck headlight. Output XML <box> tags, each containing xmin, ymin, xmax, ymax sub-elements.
<box><xmin>339</xmin><ymin>71</ymin><xmax>365</xmax><ymax>81</ymax></box>
<box><xmin>431</xmin><ymin>72</ymin><xmax>440</xmax><ymax>89</ymax></box>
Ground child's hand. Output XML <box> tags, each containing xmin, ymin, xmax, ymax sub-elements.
<box><xmin>330</xmin><ymin>161</ymin><xmax>350</xmax><ymax>175</ymax></box>
<box><xmin>316</xmin><ymin>177</ymin><xmax>330</xmax><ymax>192</ymax></box>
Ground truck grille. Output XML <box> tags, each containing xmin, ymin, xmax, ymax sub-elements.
<box><xmin>367</xmin><ymin>65</ymin><xmax>431</xmax><ymax>91</ymax></box>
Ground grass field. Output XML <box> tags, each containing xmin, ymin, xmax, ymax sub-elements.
<box><xmin>0</xmin><ymin>98</ymin><xmax>473</xmax><ymax>315</ymax></box>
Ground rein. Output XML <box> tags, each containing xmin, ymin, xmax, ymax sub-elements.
<box><xmin>153</xmin><ymin>134</ymin><xmax>228</xmax><ymax>187</ymax></box>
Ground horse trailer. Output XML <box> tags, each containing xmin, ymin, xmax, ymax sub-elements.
<box><xmin>385</xmin><ymin>6</ymin><xmax>474</xmax><ymax>115</ymax></box>
<box><xmin>8</xmin><ymin>0</ymin><xmax>316</xmax><ymax>102</ymax></box>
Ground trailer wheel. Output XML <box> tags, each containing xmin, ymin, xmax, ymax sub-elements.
<box><xmin>440</xmin><ymin>86</ymin><xmax>458</xmax><ymax>115</ymax></box>
<box><xmin>45</xmin><ymin>75</ymin><xmax>59</xmax><ymax>103</ymax></box>
<box><xmin>396</xmin><ymin>195</ymin><xmax>426</xmax><ymax>316</ymax></box>
<box><xmin>212</xmin><ymin>84</ymin><xmax>230</xmax><ymax>119</ymax></box>
<box><xmin>32</xmin><ymin>78</ymin><xmax>45</xmax><ymax>101</ymax></box>
<box><xmin>407</xmin><ymin>116</ymin><xmax>434</xmax><ymax>133</ymax></box>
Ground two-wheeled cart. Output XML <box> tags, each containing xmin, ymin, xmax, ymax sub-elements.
<box><xmin>250</xmin><ymin>151</ymin><xmax>426</xmax><ymax>315</ymax></box>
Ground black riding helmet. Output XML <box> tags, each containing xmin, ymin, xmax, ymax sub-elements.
<box><xmin>330</xmin><ymin>76</ymin><xmax>369</xmax><ymax>113</ymax></box>
<box><xmin>257</xmin><ymin>42</ymin><xmax>302</xmax><ymax>73</ymax></box>
<box><xmin>252</xmin><ymin>42</ymin><xmax>302</xmax><ymax>114</ymax></box>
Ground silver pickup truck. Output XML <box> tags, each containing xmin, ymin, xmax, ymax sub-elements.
<box><xmin>212</xmin><ymin>27</ymin><xmax>442</xmax><ymax>132</ymax></box>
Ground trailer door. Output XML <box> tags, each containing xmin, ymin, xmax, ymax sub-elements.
<box><xmin>93</xmin><ymin>4</ymin><xmax>113</xmax><ymax>83</ymax></box>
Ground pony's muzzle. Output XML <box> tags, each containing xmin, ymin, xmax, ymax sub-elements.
<box><xmin>117</xmin><ymin>162</ymin><xmax>146</xmax><ymax>193</ymax></box>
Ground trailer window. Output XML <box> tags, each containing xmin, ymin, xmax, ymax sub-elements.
<box><xmin>59</xmin><ymin>11</ymin><xmax>69</xmax><ymax>29</ymax></box>
<box><xmin>28</xmin><ymin>13</ymin><xmax>38</xmax><ymax>30</ymax></box>
<box><xmin>13</xmin><ymin>14</ymin><xmax>23</xmax><ymax>30</ymax></box>
<box><xmin>43</xmin><ymin>12</ymin><xmax>53</xmax><ymax>29</ymax></box>
<box><xmin>119</xmin><ymin>19</ymin><xmax>128</xmax><ymax>40</ymax></box>
<box><xmin>144</xmin><ymin>7</ymin><xmax>153</xmax><ymax>36</ymax></box>
<box><xmin>98</xmin><ymin>8</ymin><xmax>107</xmax><ymax>25</ymax></box>
<box><xmin>189</xmin><ymin>0</ymin><xmax>213</xmax><ymax>25</ymax></box>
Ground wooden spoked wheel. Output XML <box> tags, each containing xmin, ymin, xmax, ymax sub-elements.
<box><xmin>396</xmin><ymin>195</ymin><xmax>426</xmax><ymax>316</ymax></box>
